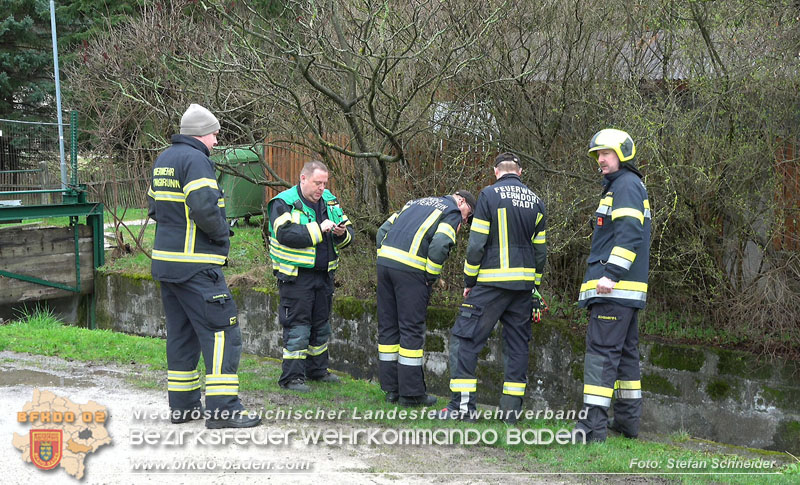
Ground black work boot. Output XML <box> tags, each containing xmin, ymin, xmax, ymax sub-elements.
<box><xmin>280</xmin><ymin>378</ymin><xmax>311</xmax><ymax>392</ymax></box>
<box><xmin>309</xmin><ymin>373</ymin><xmax>341</xmax><ymax>383</ymax></box>
<box><xmin>498</xmin><ymin>395</ymin><xmax>523</xmax><ymax>425</ymax></box>
<box><xmin>398</xmin><ymin>394</ymin><xmax>438</xmax><ymax>407</ymax></box>
<box><xmin>205</xmin><ymin>409</ymin><xmax>262</xmax><ymax>429</ymax></box>
<box><xmin>170</xmin><ymin>405</ymin><xmax>204</xmax><ymax>424</ymax></box>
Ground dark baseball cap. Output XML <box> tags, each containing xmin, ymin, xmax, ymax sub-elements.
<box><xmin>455</xmin><ymin>190</ymin><xmax>477</xmax><ymax>212</ymax></box>
<box><xmin>494</xmin><ymin>151</ymin><xmax>521</xmax><ymax>167</ymax></box>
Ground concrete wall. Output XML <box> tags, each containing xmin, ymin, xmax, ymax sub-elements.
<box><xmin>94</xmin><ymin>272</ymin><xmax>800</xmax><ymax>454</ymax></box>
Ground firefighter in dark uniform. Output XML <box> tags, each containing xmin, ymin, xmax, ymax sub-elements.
<box><xmin>376</xmin><ymin>191</ymin><xmax>477</xmax><ymax>406</ymax></box>
<box><xmin>147</xmin><ymin>104</ymin><xmax>261</xmax><ymax>428</ymax></box>
<box><xmin>442</xmin><ymin>152</ymin><xmax>547</xmax><ymax>422</ymax></box>
<box><xmin>268</xmin><ymin>160</ymin><xmax>354</xmax><ymax>392</ymax></box>
<box><xmin>574</xmin><ymin>129</ymin><xmax>650</xmax><ymax>442</ymax></box>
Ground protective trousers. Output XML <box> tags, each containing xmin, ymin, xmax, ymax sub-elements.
<box><xmin>162</xmin><ymin>267</ymin><xmax>243</xmax><ymax>413</ymax></box>
<box><xmin>577</xmin><ymin>302</ymin><xmax>642</xmax><ymax>441</ymax></box>
<box><xmin>278</xmin><ymin>269</ymin><xmax>333</xmax><ymax>386</ymax></box>
<box><xmin>446</xmin><ymin>285</ymin><xmax>533</xmax><ymax>415</ymax></box>
<box><xmin>377</xmin><ymin>266</ymin><xmax>431</xmax><ymax>397</ymax></box>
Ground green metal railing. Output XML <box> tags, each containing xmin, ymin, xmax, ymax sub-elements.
<box><xmin>0</xmin><ymin>111</ymin><xmax>105</xmax><ymax>328</ymax></box>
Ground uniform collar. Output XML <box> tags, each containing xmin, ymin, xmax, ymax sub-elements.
<box><xmin>499</xmin><ymin>173</ymin><xmax>521</xmax><ymax>182</ymax></box>
<box><xmin>171</xmin><ymin>134</ymin><xmax>210</xmax><ymax>156</ymax></box>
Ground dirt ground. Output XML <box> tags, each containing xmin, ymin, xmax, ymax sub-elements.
<box><xmin>1</xmin><ymin>351</ymin><xmax>582</xmax><ymax>485</ymax></box>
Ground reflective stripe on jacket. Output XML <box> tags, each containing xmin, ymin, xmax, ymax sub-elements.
<box><xmin>147</xmin><ymin>135</ymin><xmax>230</xmax><ymax>283</ymax></box>
<box><xmin>376</xmin><ymin>196</ymin><xmax>462</xmax><ymax>279</ymax></box>
<box><xmin>578</xmin><ymin>167</ymin><xmax>651</xmax><ymax>309</ymax></box>
<box><xmin>463</xmin><ymin>174</ymin><xmax>546</xmax><ymax>291</ymax></box>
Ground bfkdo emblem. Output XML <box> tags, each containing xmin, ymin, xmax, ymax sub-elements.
<box><xmin>30</xmin><ymin>429</ymin><xmax>62</xmax><ymax>470</ymax></box>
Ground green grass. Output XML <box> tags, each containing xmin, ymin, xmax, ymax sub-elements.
<box><xmin>0</xmin><ymin>207</ymin><xmax>149</xmax><ymax>229</ymax></box>
<box><xmin>1</xmin><ymin>310</ymin><xmax>796</xmax><ymax>483</ymax></box>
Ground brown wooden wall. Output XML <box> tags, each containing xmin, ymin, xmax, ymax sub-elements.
<box><xmin>775</xmin><ymin>139</ymin><xmax>800</xmax><ymax>251</ymax></box>
<box><xmin>0</xmin><ymin>225</ymin><xmax>94</xmax><ymax>304</ymax></box>
<box><xmin>263</xmin><ymin>134</ymin><xmax>353</xmax><ymax>200</ymax></box>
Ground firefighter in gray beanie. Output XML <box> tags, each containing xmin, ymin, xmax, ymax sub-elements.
<box><xmin>180</xmin><ymin>104</ymin><xmax>220</xmax><ymax>136</ymax></box>
<box><xmin>147</xmin><ymin>103</ymin><xmax>260</xmax><ymax>429</ymax></box>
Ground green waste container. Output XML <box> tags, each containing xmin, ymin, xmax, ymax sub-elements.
<box><xmin>212</xmin><ymin>145</ymin><xmax>266</xmax><ymax>223</ymax></box>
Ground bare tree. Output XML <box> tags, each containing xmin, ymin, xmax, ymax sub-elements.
<box><xmin>195</xmin><ymin>0</ymin><xmax>505</xmax><ymax>215</ymax></box>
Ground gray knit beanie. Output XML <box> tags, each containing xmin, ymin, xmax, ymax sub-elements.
<box><xmin>180</xmin><ymin>104</ymin><xmax>220</xmax><ymax>136</ymax></box>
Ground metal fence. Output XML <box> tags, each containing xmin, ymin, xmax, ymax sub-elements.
<box><xmin>0</xmin><ymin>118</ymin><xmax>70</xmax><ymax>205</ymax></box>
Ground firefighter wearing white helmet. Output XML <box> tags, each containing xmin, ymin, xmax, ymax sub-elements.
<box><xmin>574</xmin><ymin>128</ymin><xmax>651</xmax><ymax>443</ymax></box>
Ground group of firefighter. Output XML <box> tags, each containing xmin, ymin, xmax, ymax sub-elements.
<box><xmin>148</xmin><ymin>104</ymin><xmax>649</xmax><ymax>443</ymax></box>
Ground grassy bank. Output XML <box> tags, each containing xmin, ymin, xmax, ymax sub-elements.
<box><xmin>1</xmin><ymin>310</ymin><xmax>796</xmax><ymax>483</ymax></box>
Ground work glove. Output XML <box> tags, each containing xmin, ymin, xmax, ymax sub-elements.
<box><xmin>531</xmin><ymin>288</ymin><xmax>548</xmax><ymax>323</ymax></box>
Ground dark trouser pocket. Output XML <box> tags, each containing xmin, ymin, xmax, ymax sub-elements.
<box><xmin>451</xmin><ymin>303</ymin><xmax>482</xmax><ymax>339</ymax></box>
<box><xmin>203</xmin><ymin>291</ymin><xmax>238</xmax><ymax>328</ymax></box>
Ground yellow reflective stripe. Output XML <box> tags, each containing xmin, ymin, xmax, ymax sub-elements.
<box><xmin>149</xmin><ymin>190</ymin><xmax>185</xmax><ymax>202</ymax></box>
<box><xmin>378</xmin><ymin>344</ymin><xmax>400</xmax><ymax>353</ymax></box>
<box><xmin>147</xmin><ymin>186</ymin><xmax>155</xmax><ymax>197</ymax></box>
<box><xmin>308</xmin><ymin>343</ymin><xmax>328</xmax><ymax>356</ymax></box>
<box><xmin>536</xmin><ymin>213</ymin><xmax>543</xmax><ymax>224</ymax></box>
<box><xmin>273</xmin><ymin>262</ymin><xmax>299</xmax><ymax>277</ymax></box>
<box><xmin>535</xmin><ymin>272</ymin><xmax>542</xmax><ymax>286</ymax></box>
<box><xmin>206</xmin><ymin>374</ymin><xmax>239</xmax><ymax>384</ymax></box>
<box><xmin>377</xmin><ymin>245</ymin><xmax>426</xmax><ymax>271</ymax></box>
<box><xmin>464</xmin><ymin>261</ymin><xmax>480</xmax><ymax>277</ymax></box>
<box><xmin>399</xmin><ymin>347</ymin><xmax>423</xmax><ymax>358</ymax></box>
<box><xmin>327</xmin><ymin>258</ymin><xmax>339</xmax><ymax>271</ymax></box>
<box><xmin>205</xmin><ymin>388</ymin><xmax>239</xmax><ymax>396</ymax></box>
<box><xmin>307</xmin><ymin>222</ymin><xmax>323</xmax><ymax>245</ymax></box>
<box><xmin>599</xmin><ymin>196</ymin><xmax>613</xmax><ymax>207</ymax></box>
<box><xmin>450</xmin><ymin>378</ymin><xmax>477</xmax><ymax>392</ymax></box>
<box><xmin>168</xmin><ymin>375</ymin><xmax>199</xmax><ymax>382</ymax></box>
<box><xmin>272</xmin><ymin>212</ymin><xmax>292</xmax><ymax>230</ymax></box>
<box><xmin>477</xmin><ymin>267</ymin><xmax>536</xmax><ymax>282</ymax></box>
<box><xmin>283</xmin><ymin>348</ymin><xmax>308</xmax><ymax>359</ymax></box>
<box><xmin>611</xmin><ymin>208</ymin><xmax>644</xmax><ymax>224</ymax></box>
<box><xmin>337</xmin><ymin>227</ymin><xmax>352</xmax><ymax>248</ymax></box>
<box><xmin>434</xmin><ymin>222</ymin><xmax>456</xmax><ymax>244</ymax></box>
<box><xmin>168</xmin><ymin>382</ymin><xmax>202</xmax><ymax>391</ymax></box>
<box><xmin>426</xmin><ymin>258</ymin><xmax>442</xmax><ymax>275</ymax></box>
<box><xmin>471</xmin><ymin>217</ymin><xmax>490</xmax><ymax>235</ymax></box>
<box><xmin>503</xmin><ymin>382</ymin><xmax>526</xmax><ymax>396</ymax></box>
<box><xmin>584</xmin><ymin>384</ymin><xmax>614</xmax><ymax>397</ymax></box>
<box><xmin>410</xmin><ymin>210</ymin><xmax>442</xmax><ymax>256</ymax></box>
<box><xmin>213</xmin><ymin>331</ymin><xmax>224</xmax><ymax>375</ymax></box>
<box><xmin>151</xmin><ymin>250</ymin><xmax>227</xmax><ymax>265</ymax></box>
<box><xmin>217</xmin><ymin>198</ymin><xmax>225</xmax><ymax>207</ymax></box>
<box><xmin>610</xmin><ymin>246</ymin><xmax>637</xmax><ymax>262</ymax></box>
<box><xmin>269</xmin><ymin>237</ymin><xmax>315</xmax><ymax>257</ymax></box>
<box><xmin>615</xmin><ymin>380</ymin><xmax>641</xmax><ymax>390</ymax></box>
<box><xmin>168</xmin><ymin>369</ymin><xmax>200</xmax><ymax>378</ymax></box>
<box><xmin>580</xmin><ymin>280</ymin><xmax>648</xmax><ymax>293</ymax></box>
<box><xmin>183</xmin><ymin>177</ymin><xmax>219</xmax><ymax>195</ymax></box>
<box><xmin>498</xmin><ymin>208</ymin><xmax>509</xmax><ymax>269</ymax></box>
<box><xmin>532</xmin><ymin>230</ymin><xmax>546</xmax><ymax>244</ymax></box>
<box><xmin>269</xmin><ymin>238</ymin><xmax>315</xmax><ymax>265</ymax></box>
<box><xmin>182</xmin><ymin>204</ymin><xmax>193</xmax><ymax>253</ymax></box>
<box><xmin>387</xmin><ymin>212</ymin><xmax>399</xmax><ymax>224</ymax></box>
